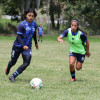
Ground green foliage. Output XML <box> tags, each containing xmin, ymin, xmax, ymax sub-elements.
<box><xmin>79</xmin><ymin>0</ymin><xmax>100</xmax><ymax>34</ymax></box>
<box><xmin>0</xmin><ymin>0</ymin><xmax>100</xmax><ymax>35</ymax></box>
<box><xmin>0</xmin><ymin>18</ymin><xmax>19</xmax><ymax>34</ymax></box>
<box><xmin>63</xmin><ymin>0</ymin><xmax>100</xmax><ymax>34</ymax></box>
<box><xmin>64</xmin><ymin>2</ymin><xmax>80</xmax><ymax>28</ymax></box>
<box><xmin>0</xmin><ymin>0</ymin><xmax>20</xmax><ymax>15</ymax></box>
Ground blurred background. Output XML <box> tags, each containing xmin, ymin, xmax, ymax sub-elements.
<box><xmin>0</xmin><ymin>0</ymin><xmax>100</xmax><ymax>36</ymax></box>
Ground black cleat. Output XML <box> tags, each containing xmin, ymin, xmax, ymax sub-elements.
<box><xmin>5</xmin><ymin>68</ymin><xmax>10</xmax><ymax>75</ymax></box>
<box><xmin>9</xmin><ymin>75</ymin><xmax>15</xmax><ymax>83</ymax></box>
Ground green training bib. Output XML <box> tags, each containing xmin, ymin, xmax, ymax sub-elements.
<box><xmin>67</xmin><ymin>28</ymin><xmax>86</xmax><ymax>54</ymax></box>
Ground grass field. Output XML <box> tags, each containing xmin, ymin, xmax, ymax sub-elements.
<box><xmin>0</xmin><ymin>36</ymin><xmax>100</xmax><ymax>100</ymax></box>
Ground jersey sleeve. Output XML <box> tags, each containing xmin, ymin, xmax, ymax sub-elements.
<box><xmin>17</xmin><ymin>23</ymin><xmax>24</xmax><ymax>35</ymax></box>
<box><xmin>60</xmin><ymin>29</ymin><xmax>68</xmax><ymax>38</ymax></box>
<box><xmin>17</xmin><ymin>34</ymin><xmax>25</xmax><ymax>47</ymax></box>
<box><xmin>42</xmin><ymin>27</ymin><xmax>43</xmax><ymax>31</ymax></box>
<box><xmin>34</xmin><ymin>23</ymin><xmax>38</xmax><ymax>30</ymax></box>
<box><xmin>80</xmin><ymin>32</ymin><xmax>88</xmax><ymax>43</ymax></box>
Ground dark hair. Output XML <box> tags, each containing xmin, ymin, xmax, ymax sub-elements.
<box><xmin>71</xmin><ymin>19</ymin><xmax>79</xmax><ymax>25</ymax></box>
<box><xmin>24</xmin><ymin>8</ymin><xmax>37</xmax><ymax>18</ymax></box>
<box><xmin>71</xmin><ymin>19</ymin><xmax>87</xmax><ymax>35</ymax></box>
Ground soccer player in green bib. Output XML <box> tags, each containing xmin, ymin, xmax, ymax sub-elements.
<box><xmin>57</xmin><ymin>19</ymin><xmax>91</xmax><ymax>82</ymax></box>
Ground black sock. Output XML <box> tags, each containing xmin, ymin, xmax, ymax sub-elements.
<box><xmin>12</xmin><ymin>71</ymin><xmax>19</xmax><ymax>78</ymax></box>
<box><xmin>12</xmin><ymin>68</ymin><xmax>22</xmax><ymax>78</ymax></box>
<box><xmin>70</xmin><ymin>70</ymin><xmax>75</xmax><ymax>79</ymax></box>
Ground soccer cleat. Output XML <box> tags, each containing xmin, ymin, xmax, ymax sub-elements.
<box><xmin>71</xmin><ymin>78</ymin><xmax>76</xmax><ymax>82</ymax></box>
<box><xmin>5</xmin><ymin>68</ymin><xmax>10</xmax><ymax>75</ymax></box>
<box><xmin>9</xmin><ymin>75</ymin><xmax>15</xmax><ymax>83</ymax></box>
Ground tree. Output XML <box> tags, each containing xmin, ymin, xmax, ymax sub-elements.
<box><xmin>0</xmin><ymin>0</ymin><xmax>99</xmax><ymax>34</ymax></box>
<box><xmin>0</xmin><ymin>4</ymin><xmax>3</xmax><ymax>18</ymax></box>
<box><xmin>64</xmin><ymin>0</ymin><xmax>100</xmax><ymax>34</ymax></box>
<box><xmin>78</xmin><ymin>0</ymin><xmax>100</xmax><ymax>34</ymax></box>
<box><xmin>49</xmin><ymin>0</ymin><xmax>64</xmax><ymax>29</ymax></box>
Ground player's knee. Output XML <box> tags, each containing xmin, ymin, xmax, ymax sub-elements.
<box><xmin>70</xmin><ymin>63</ymin><xmax>74</xmax><ymax>67</ymax></box>
<box><xmin>76</xmin><ymin>66</ymin><xmax>82</xmax><ymax>71</ymax></box>
<box><xmin>24</xmin><ymin>62</ymin><xmax>30</xmax><ymax>67</ymax></box>
<box><xmin>10</xmin><ymin>59</ymin><xmax>17</xmax><ymax>66</ymax></box>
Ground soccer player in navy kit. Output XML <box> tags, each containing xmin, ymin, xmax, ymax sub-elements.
<box><xmin>57</xmin><ymin>19</ymin><xmax>91</xmax><ymax>82</ymax></box>
<box><xmin>37</xmin><ymin>24</ymin><xmax>44</xmax><ymax>43</ymax></box>
<box><xmin>5</xmin><ymin>9</ymin><xmax>38</xmax><ymax>82</ymax></box>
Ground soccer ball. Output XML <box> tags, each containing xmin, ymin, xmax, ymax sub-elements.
<box><xmin>30</xmin><ymin>78</ymin><xmax>43</xmax><ymax>89</ymax></box>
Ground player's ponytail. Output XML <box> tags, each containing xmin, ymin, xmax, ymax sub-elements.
<box><xmin>71</xmin><ymin>19</ymin><xmax>88</xmax><ymax>35</ymax></box>
<box><xmin>78</xmin><ymin>27</ymin><xmax>87</xmax><ymax>35</ymax></box>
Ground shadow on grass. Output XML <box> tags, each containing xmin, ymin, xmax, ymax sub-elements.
<box><xmin>16</xmin><ymin>78</ymin><xmax>31</xmax><ymax>83</ymax></box>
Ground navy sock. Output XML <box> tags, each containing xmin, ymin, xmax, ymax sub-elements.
<box><xmin>12</xmin><ymin>68</ymin><xmax>22</xmax><ymax>78</ymax></box>
<box><xmin>12</xmin><ymin>71</ymin><xmax>19</xmax><ymax>78</ymax></box>
<box><xmin>41</xmin><ymin>40</ymin><xmax>42</xmax><ymax>43</ymax></box>
<box><xmin>70</xmin><ymin>70</ymin><xmax>75</xmax><ymax>79</ymax></box>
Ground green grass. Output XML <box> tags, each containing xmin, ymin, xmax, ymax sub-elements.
<box><xmin>0</xmin><ymin>36</ymin><xmax>100</xmax><ymax>100</ymax></box>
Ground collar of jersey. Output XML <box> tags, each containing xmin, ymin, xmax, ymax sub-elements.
<box><xmin>71</xmin><ymin>30</ymin><xmax>78</xmax><ymax>36</ymax></box>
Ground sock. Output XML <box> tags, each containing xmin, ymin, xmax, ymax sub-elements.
<box><xmin>12</xmin><ymin>71</ymin><xmax>19</xmax><ymax>78</ymax></box>
<box><xmin>12</xmin><ymin>68</ymin><xmax>22</xmax><ymax>78</ymax></box>
<box><xmin>70</xmin><ymin>70</ymin><xmax>75</xmax><ymax>79</ymax></box>
<box><xmin>38</xmin><ymin>40</ymin><xmax>39</xmax><ymax>42</ymax></box>
<box><xmin>41</xmin><ymin>40</ymin><xmax>42</xmax><ymax>43</ymax></box>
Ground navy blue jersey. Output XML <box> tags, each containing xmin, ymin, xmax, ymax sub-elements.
<box><xmin>38</xmin><ymin>27</ymin><xmax>43</xmax><ymax>35</ymax></box>
<box><xmin>14</xmin><ymin>20</ymin><xmax>38</xmax><ymax>49</ymax></box>
<box><xmin>60</xmin><ymin>28</ymin><xmax>88</xmax><ymax>43</ymax></box>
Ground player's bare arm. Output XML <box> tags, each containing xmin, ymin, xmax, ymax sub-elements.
<box><xmin>57</xmin><ymin>36</ymin><xmax>64</xmax><ymax>43</ymax></box>
<box><xmin>86</xmin><ymin>40</ymin><xmax>91</xmax><ymax>57</ymax></box>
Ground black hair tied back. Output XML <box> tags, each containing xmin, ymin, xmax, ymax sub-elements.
<box><xmin>24</xmin><ymin>8</ymin><xmax>37</xmax><ymax>18</ymax></box>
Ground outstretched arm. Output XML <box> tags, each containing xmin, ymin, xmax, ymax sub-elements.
<box><xmin>57</xmin><ymin>35</ymin><xmax>64</xmax><ymax>43</ymax></box>
<box><xmin>85</xmin><ymin>40</ymin><xmax>91</xmax><ymax>57</ymax></box>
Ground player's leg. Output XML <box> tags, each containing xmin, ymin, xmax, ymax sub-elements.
<box><xmin>40</xmin><ymin>36</ymin><xmax>42</xmax><ymax>43</ymax></box>
<box><xmin>5</xmin><ymin>49</ymin><xmax>20</xmax><ymax>75</ymax></box>
<box><xmin>76</xmin><ymin>61</ymin><xmax>82</xmax><ymax>70</ymax></box>
<box><xmin>69</xmin><ymin>53</ymin><xmax>76</xmax><ymax>81</ymax></box>
<box><xmin>76</xmin><ymin>54</ymin><xmax>85</xmax><ymax>70</ymax></box>
<box><xmin>9</xmin><ymin>49</ymin><xmax>32</xmax><ymax>82</ymax></box>
<box><xmin>38</xmin><ymin>35</ymin><xmax>40</xmax><ymax>42</ymax></box>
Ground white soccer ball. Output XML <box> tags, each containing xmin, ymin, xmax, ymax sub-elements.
<box><xmin>30</xmin><ymin>78</ymin><xmax>43</xmax><ymax>89</ymax></box>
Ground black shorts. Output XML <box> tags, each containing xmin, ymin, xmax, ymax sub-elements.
<box><xmin>11</xmin><ymin>45</ymin><xmax>32</xmax><ymax>58</ymax></box>
<box><xmin>69</xmin><ymin>52</ymin><xmax>85</xmax><ymax>63</ymax></box>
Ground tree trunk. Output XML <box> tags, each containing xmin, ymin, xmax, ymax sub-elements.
<box><xmin>21</xmin><ymin>0</ymin><xmax>25</xmax><ymax>20</ymax></box>
<box><xmin>36</xmin><ymin>0</ymin><xmax>40</xmax><ymax>10</ymax></box>
<box><xmin>50</xmin><ymin>14</ymin><xmax>55</xmax><ymax>29</ymax></box>
<box><xmin>26</xmin><ymin>0</ymin><xmax>31</xmax><ymax>9</ymax></box>
<box><xmin>21</xmin><ymin>0</ymin><xmax>24</xmax><ymax>14</ymax></box>
<box><xmin>57</xmin><ymin>14</ymin><xmax>60</xmax><ymax>29</ymax></box>
<box><xmin>46</xmin><ymin>0</ymin><xmax>50</xmax><ymax>14</ymax></box>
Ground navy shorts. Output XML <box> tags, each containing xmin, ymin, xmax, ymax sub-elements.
<box><xmin>69</xmin><ymin>52</ymin><xmax>85</xmax><ymax>63</ymax></box>
<box><xmin>38</xmin><ymin>34</ymin><xmax>42</xmax><ymax>37</ymax></box>
<box><xmin>11</xmin><ymin>45</ymin><xmax>32</xmax><ymax>59</ymax></box>
<box><xmin>22</xmin><ymin>49</ymin><xmax>32</xmax><ymax>56</ymax></box>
